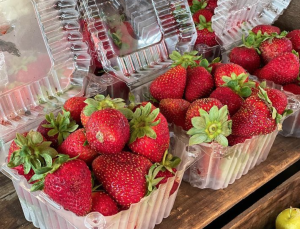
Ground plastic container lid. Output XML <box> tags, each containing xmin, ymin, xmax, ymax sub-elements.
<box><xmin>0</xmin><ymin>0</ymin><xmax>91</xmax><ymax>142</ymax></box>
<box><xmin>79</xmin><ymin>0</ymin><xmax>197</xmax><ymax>86</ymax></box>
<box><xmin>212</xmin><ymin>0</ymin><xmax>292</xmax><ymax>50</ymax></box>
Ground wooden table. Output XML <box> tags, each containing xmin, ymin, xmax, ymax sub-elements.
<box><xmin>1</xmin><ymin>135</ymin><xmax>300</xmax><ymax>229</ymax></box>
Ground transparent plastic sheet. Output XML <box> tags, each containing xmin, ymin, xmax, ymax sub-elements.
<box><xmin>78</xmin><ymin>0</ymin><xmax>197</xmax><ymax>86</ymax></box>
<box><xmin>0</xmin><ymin>0</ymin><xmax>91</xmax><ymax>142</ymax></box>
<box><xmin>212</xmin><ymin>0</ymin><xmax>292</xmax><ymax>50</ymax></box>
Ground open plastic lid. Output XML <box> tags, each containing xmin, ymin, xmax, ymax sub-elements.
<box><xmin>0</xmin><ymin>0</ymin><xmax>91</xmax><ymax>142</ymax></box>
<box><xmin>212</xmin><ymin>0</ymin><xmax>292</xmax><ymax>50</ymax></box>
<box><xmin>79</xmin><ymin>0</ymin><xmax>197</xmax><ymax>86</ymax></box>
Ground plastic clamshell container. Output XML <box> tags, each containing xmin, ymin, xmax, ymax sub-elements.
<box><xmin>79</xmin><ymin>0</ymin><xmax>197</xmax><ymax>86</ymax></box>
<box><xmin>0</xmin><ymin>0</ymin><xmax>91</xmax><ymax>143</ymax></box>
<box><xmin>212</xmin><ymin>0</ymin><xmax>292</xmax><ymax>50</ymax></box>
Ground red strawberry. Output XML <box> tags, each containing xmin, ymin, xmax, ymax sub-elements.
<box><xmin>128</xmin><ymin>103</ymin><xmax>170</xmax><ymax>163</ymax></box>
<box><xmin>86</xmin><ymin>109</ymin><xmax>130</xmax><ymax>154</ymax></box>
<box><xmin>156</xmin><ymin>168</ymin><xmax>179</xmax><ymax>196</ymax></box>
<box><xmin>227</xmin><ymin>135</ymin><xmax>251</xmax><ymax>146</ymax></box>
<box><xmin>149</xmin><ymin>65</ymin><xmax>187</xmax><ymax>101</ymax></box>
<box><xmin>206</xmin><ymin>0</ymin><xmax>218</xmax><ymax>13</ymax></box>
<box><xmin>210</xmin><ymin>87</ymin><xmax>243</xmax><ymax>116</ymax></box>
<box><xmin>193</xmin><ymin>9</ymin><xmax>213</xmax><ymax>24</ymax></box>
<box><xmin>58</xmin><ymin>129</ymin><xmax>98</xmax><ymax>165</ymax></box>
<box><xmin>283</xmin><ymin>84</ymin><xmax>300</xmax><ymax>95</ymax></box>
<box><xmin>32</xmin><ymin>158</ymin><xmax>92</xmax><ymax>216</ymax></box>
<box><xmin>210</xmin><ymin>62</ymin><xmax>223</xmax><ymax>76</ymax></box>
<box><xmin>185</xmin><ymin>98</ymin><xmax>223</xmax><ymax>130</ymax></box>
<box><xmin>185</xmin><ymin>59</ymin><xmax>215</xmax><ymax>102</ymax></box>
<box><xmin>7</xmin><ymin>131</ymin><xmax>56</xmax><ymax>182</ymax></box>
<box><xmin>63</xmin><ymin>97</ymin><xmax>86</xmax><ymax>125</ymax></box>
<box><xmin>91</xmin><ymin>192</ymin><xmax>119</xmax><ymax>216</ymax></box>
<box><xmin>258</xmin><ymin>52</ymin><xmax>299</xmax><ymax>85</ymax></box>
<box><xmin>259</xmin><ymin>37</ymin><xmax>293</xmax><ymax>63</ymax></box>
<box><xmin>265</xmin><ymin>88</ymin><xmax>288</xmax><ymax>115</ymax></box>
<box><xmin>195</xmin><ymin>14</ymin><xmax>217</xmax><ymax>47</ymax></box>
<box><xmin>229</xmin><ymin>47</ymin><xmax>261</xmax><ymax>74</ymax></box>
<box><xmin>159</xmin><ymin>99</ymin><xmax>190</xmax><ymax>128</ymax></box>
<box><xmin>37</xmin><ymin>111</ymin><xmax>78</xmax><ymax>148</ymax></box>
<box><xmin>253</xmin><ymin>68</ymin><xmax>262</xmax><ymax>77</ymax></box>
<box><xmin>214</xmin><ymin>63</ymin><xmax>247</xmax><ymax>87</ymax></box>
<box><xmin>287</xmin><ymin>30</ymin><xmax>300</xmax><ymax>53</ymax></box>
<box><xmin>92</xmin><ymin>152</ymin><xmax>152</xmax><ymax>209</ymax></box>
<box><xmin>252</xmin><ymin>25</ymin><xmax>281</xmax><ymax>35</ymax></box>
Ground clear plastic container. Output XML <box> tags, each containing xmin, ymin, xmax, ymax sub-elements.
<box><xmin>78</xmin><ymin>0</ymin><xmax>197</xmax><ymax>86</ymax></box>
<box><xmin>212</xmin><ymin>0</ymin><xmax>292</xmax><ymax>50</ymax></box>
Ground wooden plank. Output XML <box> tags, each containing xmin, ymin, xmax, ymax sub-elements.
<box><xmin>223</xmin><ymin>171</ymin><xmax>300</xmax><ymax>229</ymax></box>
<box><xmin>274</xmin><ymin>0</ymin><xmax>300</xmax><ymax>31</ymax></box>
<box><xmin>156</xmin><ymin>135</ymin><xmax>300</xmax><ymax>229</ymax></box>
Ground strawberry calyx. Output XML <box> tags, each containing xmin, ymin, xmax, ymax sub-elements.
<box><xmin>187</xmin><ymin>105</ymin><xmax>232</xmax><ymax>147</ymax></box>
<box><xmin>83</xmin><ymin>95</ymin><xmax>133</xmax><ymax>119</ymax></box>
<box><xmin>129</xmin><ymin>102</ymin><xmax>160</xmax><ymax>144</ymax></box>
<box><xmin>145</xmin><ymin>164</ymin><xmax>164</xmax><ymax>196</ymax></box>
<box><xmin>128</xmin><ymin>92</ymin><xmax>141</xmax><ymax>111</ymax></box>
<box><xmin>222</xmin><ymin>73</ymin><xmax>255</xmax><ymax>98</ymax></box>
<box><xmin>7</xmin><ymin>131</ymin><xmax>58</xmax><ymax>174</ymax></box>
<box><xmin>197</xmin><ymin>58</ymin><xmax>212</xmax><ymax>73</ymax></box>
<box><xmin>29</xmin><ymin>154</ymin><xmax>77</xmax><ymax>192</ymax></box>
<box><xmin>42</xmin><ymin>111</ymin><xmax>79</xmax><ymax>145</ymax></box>
<box><xmin>170</xmin><ymin>50</ymin><xmax>202</xmax><ymax>68</ymax></box>
<box><xmin>211</xmin><ymin>57</ymin><xmax>221</xmax><ymax>64</ymax></box>
<box><xmin>190</xmin><ymin>0</ymin><xmax>208</xmax><ymax>14</ymax></box>
<box><xmin>241</xmin><ymin>31</ymin><xmax>266</xmax><ymax>54</ymax></box>
<box><xmin>160</xmin><ymin>150</ymin><xmax>181</xmax><ymax>173</ymax></box>
<box><xmin>195</xmin><ymin>15</ymin><xmax>213</xmax><ymax>32</ymax></box>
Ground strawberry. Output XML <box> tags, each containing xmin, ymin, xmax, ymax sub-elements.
<box><xmin>252</xmin><ymin>25</ymin><xmax>281</xmax><ymax>35</ymax></box>
<box><xmin>283</xmin><ymin>84</ymin><xmax>300</xmax><ymax>95</ymax></box>
<box><xmin>214</xmin><ymin>63</ymin><xmax>248</xmax><ymax>87</ymax></box>
<box><xmin>30</xmin><ymin>156</ymin><xmax>92</xmax><ymax>216</ymax></box>
<box><xmin>58</xmin><ymin>129</ymin><xmax>98</xmax><ymax>165</ymax></box>
<box><xmin>128</xmin><ymin>102</ymin><xmax>170</xmax><ymax>163</ymax></box>
<box><xmin>185</xmin><ymin>98</ymin><xmax>223</xmax><ymax>131</ymax></box>
<box><xmin>192</xmin><ymin>9</ymin><xmax>213</xmax><ymax>24</ymax></box>
<box><xmin>92</xmin><ymin>152</ymin><xmax>152</xmax><ymax>209</ymax></box>
<box><xmin>190</xmin><ymin>0</ymin><xmax>208</xmax><ymax>14</ymax></box>
<box><xmin>253</xmin><ymin>68</ymin><xmax>262</xmax><ymax>77</ymax></box>
<box><xmin>149</xmin><ymin>65</ymin><xmax>187</xmax><ymax>101</ymax></box>
<box><xmin>206</xmin><ymin>0</ymin><xmax>218</xmax><ymax>13</ymax></box>
<box><xmin>227</xmin><ymin>135</ymin><xmax>251</xmax><ymax>146</ymax></box>
<box><xmin>265</xmin><ymin>88</ymin><xmax>288</xmax><ymax>115</ymax></box>
<box><xmin>210</xmin><ymin>87</ymin><xmax>243</xmax><ymax>116</ymax></box>
<box><xmin>85</xmin><ymin>109</ymin><xmax>130</xmax><ymax>154</ymax></box>
<box><xmin>259</xmin><ymin>35</ymin><xmax>293</xmax><ymax>63</ymax></box>
<box><xmin>185</xmin><ymin>59</ymin><xmax>215</xmax><ymax>102</ymax></box>
<box><xmin>63</xmin><ymin>97</ymin><xmax>86</xmax><ymax>125</ymax></box>
<box><xmin>287</xmin><ymin>30</ymin><xmax>300</xmax><ymax>54</ymax></box>
<box><xmin>187</xmin><ymin>104</ymin><xmax>232</xmax><ymax>146</ymax></box>
<box><xmin>195</xmin><ymin>15</ymin><xmax>218</xmax><ymax>47</ymax></box>
<box><xmin>257</xmin><ymin>52</ymin><xmax>299</xmax><ymax>85</ymax></box>
<box><xmin>7</xmin><ymin>131</ymin><xmax>58</xmax><ymax>182</ymax></box>
<box><xmin>91</xmin><ymin>192</ymin><xmax>119</xmax><ymax>216</ymax></box>
<box><xmin>37</xmin><ymin>111</ymin><xmax>78</xmax><ymax>148</ymax></box>
<box><xmin>80</xmin><ymin>95</ymin><xmax>131</xmax><ymax>127</ymax></box>
<box><xmin>159</xmin><ymin>99</ymin><xmax>190</xmax><ymax>128</ymax></box>
<box><xmin>231</xmin><ymin>88</ymin><xmax>280</xmax><ymax>137</ymax></box>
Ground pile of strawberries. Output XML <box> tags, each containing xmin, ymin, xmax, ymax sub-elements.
<box><xmin>189</xmin><ymin>0</ymin><xmax>218</xmax><ymax>47</ymax></box>
<box><xmin>7</xmin><ymin>94</ymin><xmax>182</xmax><ymax>217</ymax></box>
<box><xmin>149</xmin><ymin>50</ymin><xmax>290</xmax><ymax>147</ymax></box>
<box><xmin>229</xmin><ymin>25</ymin><xmax>300</xmax><ymax>95</ymax></box>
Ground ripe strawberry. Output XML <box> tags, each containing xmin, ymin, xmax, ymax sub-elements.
<box><xmin>7</xmin><ymin>131</ymin><xmax>57</xmax><ymax>182</ymax></box>
<box><xmin>210</xmin><ymin>87</ymin><xmax>243</xmax><ymax>116</ymax></box>
<box><xmin>206</xmin><ymin>0</ymin><xmax>218</xmax><ymax>13</ymax></box>
<box><xmin>86</xmin><ymin>109</ymin><xmax>130</xmax><ymax>154</ymax></box>
<box><xmin>37</xmin><ymin>111</ymin><xmax>78</xmax><ymax>148</ymax></box>
<box><xmin>31</xmin><ymin>157</ymin><xmax>92</xmax><ymax>216</ymax></box>
<box><xmin>92</xmin><ymin>152</ymin><xmax>152</xmax><ymax>209</ymax></box>
<box><xmin>185</xmin><ymin>59</ymin><xmax>215</xmax><ymax>102</ymax></box>
<box><xmin>210</xmin><ymin>62</ymin><xmax>223</xmax><ymax>76</ymax></box>
<box><xmin>63</xmin><ymin>97</ymin><xmax>86</xmax><ymax>125</ymax></box>
<box><xmin>252</xmin><ymin>25</ymin><xmax>281</xmax><ymax>35</ymax></box>
<box><xmin>283</xmin><ymin>84</ymin><xmax>300</xmax><ymax>95</ymax></box>
<box><xmin>214</xmin><ymin>63</ymin><xmax>247</xmax><ymax>87</ymax></box>
<box><xmin>232</xmin><ymin>89</ymin><xmax>278</xmax><ymax>137</ymax></box>
<box><xmin>259</xmin><ymin>37</ymin><xmax>293</xmax><ymax>63</ymax></box>
<box><xmin>156</xmin><ymin>168</ymin><xmax>179</xmax><ymax>196</ymax></box>
<box><xmin>287</xmin><ymin>30</ymin><xmax>300</xmax><ymax>53</ymax></box>
<box><xmin>253</xmin><ymin>68</ymin><xmax>262</xmax><ymax>77</ymax></box>
<box><xmin>195</xmin><ymin>15</ymin><xmax>218</xmax><ymax>47</ymax></box>
<box><xmin>80</xmin><ymin>95</ymin><xmax>131</xmax><ymax>127</ymax></box>
<box><xmin>149</xmin><ymin>65</ymin><xmax>187</xmax><ymax>101</ymax></box>
<box><xmin>91</xmin><ymin>192</ymin><xmax>119</xmax><ymax>216</ymax></box>
<box><xmin>190</xmin><ymin>0</ymin><xmax>208</xmax><ymax>13</ymax></box>
<box><xmin>227</xmin><ymin>135</ymin><xmax>251</xmax><ymax>146</ymax></box>
<box><xmin>58</xmin><ymin>129</ymin><xmax>98</xmax><ymax>165</ymax></box>
<box><xmin>159</xmin><ymin>99</ymin><xmax>190</xmax><ymax>128</ymax></box>
<box><xmin>265</xmin><ymin>88</ymin><xmax>288</xmax><ymax>115</ymax></box>
<box><xmin>258</xmin><ymin>52</ymin><xmax>299</xmax><ymax>85</ymax></box>
<box><xmin>193</xmin><ymin>9</ymin><xmax>213</xmax><ymax>24</ymax></box>
<box><xmin>185</xmin><ymin>98</ymin><xmax>223</xmax><ymax>130</ymax></box>
<box><xmin>128</xmin><ymin>102</ymin><xmax>170</xmax><ymax>163</ymax></box>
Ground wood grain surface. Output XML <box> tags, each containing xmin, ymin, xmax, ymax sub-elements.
<box><xmin>223</xmin><ymin>171</ymin><xmax>300</xmax><ymax>229</ymax></box>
